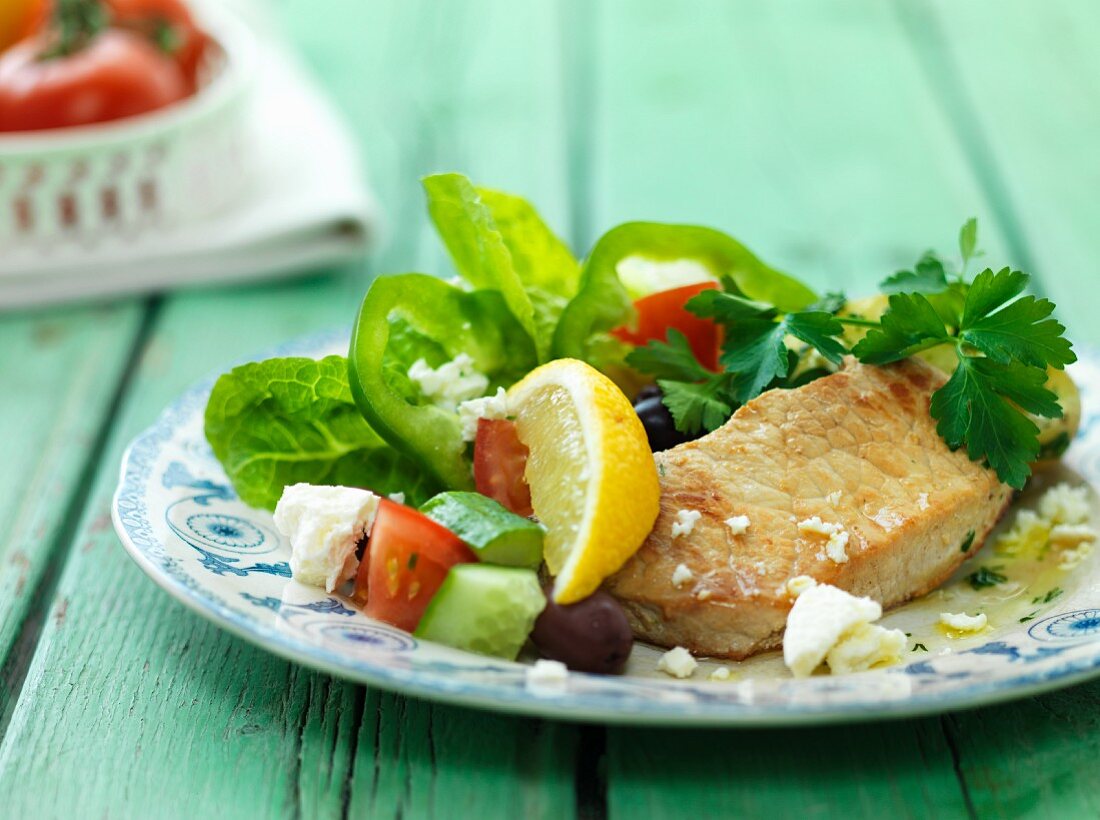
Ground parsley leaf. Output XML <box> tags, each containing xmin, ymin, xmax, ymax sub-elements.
<box><xmin>930</xmin><ymin>357</ymin><xmax>1056</xmax><ymax>488</ymax></box>
<box><xmin>658</xmin><ymin>374</ymin><xmax>737</xmax><ymax>435</ymax></box>
<box><xmin>959</xmin><ymin>269</ymin><xmax>1075</xmax><ymax>369</ymax></box>
<box><xmin>966</xmin><ymin>565</ymin><xmax>1007</xmax><ymax>590</ymax></box>
<box><xmin>959</xmin><ymin>218</ymin><xmax>978</xmax><ymax>269</ymax></box>
<box><xmin>624</xmin><ymin>329</ymin><xmax>711</xmax><ymax>382</ymax></box>
<box><xmin>851</xmin><ymin>293</ymin><xmax>950</xmax><ymax>364</ymax></box>
<box><xmin>880</xmin><ymin>251</ymin><xmax>951</xmax><ymax>295</ymax></box>
<box><xmin>689</xmin><ymin>291</ymin><xmax>847</xmax><ymax>403</ymax></box>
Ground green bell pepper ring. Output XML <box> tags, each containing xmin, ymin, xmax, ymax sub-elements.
<box><xmin>348</xmin><ymin>273</ymin><xmax>538</xmax><ymax>491</ymax></box>
<box><xmin>553</xmin><ymin>222</ymin><xmax>817</xmax><ymax>362</ymax></box>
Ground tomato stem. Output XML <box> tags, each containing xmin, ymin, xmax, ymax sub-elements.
<box><xmin>40</xmin><ymin>0</ymin><xmax>107</xmax><ymax>59</ymax></box>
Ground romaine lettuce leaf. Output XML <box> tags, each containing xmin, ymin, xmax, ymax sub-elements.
<box><xmin>204</xmin><ymin>356</ymin><xmax>436</xmax><ymax>510</ymax></box>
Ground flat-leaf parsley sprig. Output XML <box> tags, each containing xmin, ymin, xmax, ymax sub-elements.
<box><xmin>625</xmin><ymin>220</ymin><xmax>1076</xmax><ymax>489</ymax></box>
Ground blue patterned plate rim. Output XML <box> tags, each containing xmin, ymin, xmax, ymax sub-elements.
<box><xmin>112</xmin><ymin>331</ymin><xmax>1100</xmax><ymax>727</ymax></box>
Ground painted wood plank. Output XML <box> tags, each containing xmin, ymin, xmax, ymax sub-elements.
<box><xmin>0</xmin><ymin>1</ymin><xmax>581</xmax><ymax>817</ymax></box>
<box><xmin>0</xmin><ymin>300</ymin><xmax>145</xmax><ymax>724</ymax></box>
<box><xmin>583</xmin><ymin>0</ymin><xmax>1015</xmax><ymax>814</ymax></box>
<box><xmin>905</xmin><ymin>0</ymin><xmax>1100</xmax><ymax>345</ymax></box>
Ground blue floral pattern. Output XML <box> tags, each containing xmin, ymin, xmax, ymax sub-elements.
<box><xmin>111</xmin><ymin>332</ymin><xmax>1100</xmax><ymax>726</ymax></box>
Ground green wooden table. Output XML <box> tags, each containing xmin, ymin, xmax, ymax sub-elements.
<box><xmin>2</xmin><ymin>1</ymin><xmax>1099</xmax><ymax>817</ymax></box>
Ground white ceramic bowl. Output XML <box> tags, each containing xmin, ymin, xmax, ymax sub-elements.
<box><xmin>0</xmin><ymin>2</ymin><xmax>256</xmax><ymax>248</ymax></box>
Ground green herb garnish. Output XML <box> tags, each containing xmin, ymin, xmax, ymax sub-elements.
<box><xmin>1033</xmin><ymin>588</ymin><xmax>1064</xmax><ymax>605</ymax></box>
<box><xmin>912</xmin><ymin>643</ymin><xmax>929</xmax><ymax>652</ymax></box>
<box><xmin>966</xmin><ymin>566</ymin><xmax>1007</xmax><ymax>590</ymax></box>
<box><xmin>627</xmin><ymin>219</ymin><xmax>1075</xmax><ymax>488</ymax></box>
<box><xmin>960</xmin><ymin>530</ymin><xmax>976</xmax><ymax>553</ymax></box>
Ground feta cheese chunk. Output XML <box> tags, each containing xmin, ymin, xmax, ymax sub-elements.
<box><xmin>1039</xmin><ymin>482</ymin><xmax>1091</xmax><ymax>525</ymax></box>
<box><xmin>525</xmin><ymin>659</ymin><xmax>569</xmax><ymax>691</ymax></box>
<box><xmin>1049</xmin><ymin>523</ymin><xmax>1097</xmax><ymax>548</ymax></box>
<box><xmin>825</xmin><ymin>622</ymin><xmax>907</xmax><ymax>675</ymax></box>
<box><xmin>457</xmin><ymin>387</ymin><xmax>510</xmax><ymax>442</ymax></box>
<box><xmin>797</xmin><ymin>516</ymin><xmax>850</xmax><ymax>563</ymax></box>
<box><xmin>407</xmin><ymin>353</ymin><xmax>489</xmax><ymax>412</ymax></box>
<box><xmin>783</xmin><ymin>583</ymin><xmax>896</xmax><ymax>678</ymax></box>
<box><xmin>671</xmin><ymin>509</ymin><xmax>702</xmax><ymax>539</ymax></box>
<box><xmin>657</xmin><ymin>646</ymin><xmax>698</xmax><ymax>679</ymax></box>
<box><xmin>724</xmin><ymin>515</ymin><xmax>751</xmax><ymax>535</ymax></box>
<box><xmin>671</xmin><ymin>563</ymin><xmax>694</xmax><ymax>588</ymax></box>
<box><xmin>939</xmin><ymin>611</ymin><xmax>988</xmax><ymax>632</ymax></box>
<box><xmin>825</xmin><ymin>490</ymin><xmax>842</xmax><ymax>507</ymax></box>
<box><xmin>785</xmin><ymin>575</ymin><xmax>818</xmax><ymax>598</ymax></box>
<box><xmin>274</xmin><ymin>484</ymin><xmax>380</xmax><ymax>592</ymax></box>
<box><xmin>708</xmin><ymin>666</ymin><xmax>732</xmax><ymax>681</ymax></box>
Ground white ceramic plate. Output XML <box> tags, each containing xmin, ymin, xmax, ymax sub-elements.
<box><xmin>113</xmin><ymin>331</ymin><xmax>1100</xmax><ymax>726</ymax></box>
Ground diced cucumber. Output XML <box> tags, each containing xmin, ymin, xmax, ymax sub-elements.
<box><xmin>420</xmin><ymin>491</ymin><xmax>544</xmax><ymax>569</ymax></box>
<box><xmin>414</xmin><ymin>564</ymin><xmax>546</xmax><ymax>660</ymax></box>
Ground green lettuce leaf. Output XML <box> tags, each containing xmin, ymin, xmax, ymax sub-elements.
<box><xmin>204</xmin><ymin>356</ymin><xmax>437</xmax><ymax>510</ymax></box>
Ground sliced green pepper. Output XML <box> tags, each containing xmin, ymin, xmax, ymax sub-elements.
<box><xmin>553</xmin><ymin>222</ymin><xmax>817</xmax><ymax>363</ymax></box>
<box><xmin>348</xmin><ymin>273</ymin><xmax>537</xmax><ymax>491</ymax></box>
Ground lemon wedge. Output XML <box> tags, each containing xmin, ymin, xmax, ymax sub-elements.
<box><xmin>507</xmin><ymin>359</ymin><xmax>660</xmax><ymax>603</ymax></box>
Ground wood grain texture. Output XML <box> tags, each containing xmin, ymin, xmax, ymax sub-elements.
<box><xmin>905</xmin><ymin>0</ymin><xmax>1100</xmax><ymax>345</ymax></box>
<box><xmin>0</xmin><ymin>301</ymin><xmax>145</xmax><ymax>725</ymax></box>
<box><xmin>0</xmin><ymin>1</ymin><xmax>581</xmax><ymax>817</ymax></box>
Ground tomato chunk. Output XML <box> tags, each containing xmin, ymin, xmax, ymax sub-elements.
<box><xmin>611</xmin><ymin>281</ymin><xmax>721</xmax><ymax>371</ymax></box>
<box><xmin>354</xmin><ymin>499</ymin><xmax>475</xmax><ymax>632</ymax></box>
<box><xmin>474</xmin><ymin>418</ymin><xmax>533</xmax><ymax>517</ymax></box>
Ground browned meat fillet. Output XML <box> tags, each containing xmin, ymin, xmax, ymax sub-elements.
<box><xmin>605</xmin><ymin>357</ymin><xmax>1012</xmax><ymax>659</ymax></box>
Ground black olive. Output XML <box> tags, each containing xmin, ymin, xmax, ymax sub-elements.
<box><xmin>634</xmin><ymin>394</ymin><xmax>693</xmax><ymax>452</ymax></box>
<box><xmin>530</xmin><ymin>590</ymin><xmax>633</xmax><ymax>674</ymax></box>
<box><xmin>634</xmin><ymin>384</ymin><xmax>663</xmax><ymax>403</ymax></box>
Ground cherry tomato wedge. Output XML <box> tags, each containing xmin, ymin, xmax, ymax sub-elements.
<box><xmin>473</xmin><ymin>418</ymin><xmax>533</xmax><ymax>517</ymax></box>
<box><xmin>353</xmin><ymin>499</ymin><xmax>475</xmax><ymax>632</ymax></box>
<box><xmin>611</xmin><ymin>281</ymin><xmax>721</xmax><ymax>371</ymax></box>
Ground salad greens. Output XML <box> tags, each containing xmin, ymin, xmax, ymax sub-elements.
<box><xmin>204</xmin><ymin>356</ymin><xmax>435</xmax><ymax>510</ymax></box>
<box><xmin>204</xmin><ymin>176</ymin><xmax>1074</xmax><ymax>507</ymax></box>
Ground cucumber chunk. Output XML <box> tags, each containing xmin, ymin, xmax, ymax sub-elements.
<box><xmin>415</xmin><ymin>564</ymin><xmax>546</xmax><ymax>660</ymax></box>
<box><xmin>420</xmin><ymin>491</ymin><xmax>544</xmax><ymax>569</ymax></box>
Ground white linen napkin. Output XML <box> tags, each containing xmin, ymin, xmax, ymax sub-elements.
<box><xmin>0</xmin><ymin>6</ymin><xmax>375</xmax><ymax>309</ymax></box>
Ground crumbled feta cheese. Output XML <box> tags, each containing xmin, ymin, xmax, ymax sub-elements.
<box><xmin>917</xmin><ymin>492</ymin><xmax>930</xmax><ymax>511</ymax></box>
<box><xmin>783</xmin><ymin>583</ymin><xmax>884</xmax><ymax>678</ymax></box>
<box><xmin>696</xmin><ymin>589</ymin><xmax>713</xmax><ymax>601</ymax></box>
<box><xmin>671</xmin><ymin>509</ymin><xmax>702</xmax><ymax>539</ymax></box>
<box><xmin>671</xmin><ymin>563</ymin><xmax>694</xmax><ymax>588</ymax></box>
<box><xmin>1049</xmin><ymin>523</ymin><xmax>1098</xmax><ymax>548</ymax></box>
<box><xmin>995</xmin><ymin>509</ymin><xmax>1050</xmax><ymax>557</ymax></box>
<box><xmin>797</xmin><ymin>516</ymin><xmax>849</xmax><ymax>563</ymax></box>
<box><xmin>407</xmin><ymin>353</ymin><xmax>489</xmax><ymax>412</ymax></box>
<box><xmin>1059</xmin><ymin>542</ymin><xmax>1094</xmax><ymax>571</ymax></box>
<box><xmin>725</xmin><ymin>514</ymin><xmax>751</xmax><ymax>535</ymax></box>
<box><xmin>939</xmin><ymin>611</ymin><xmax>988</xmax><ymax>632</ymax></box>
<box><xmin>708</xmin><ymin>666</ymin><xmax>732</xmax><ymax>681</ymax></box>
<box><xmin>525</xmin><ymin>659</ymin><xmax>569</xmax><ymax>691</ymax></box>
<box><xmin>1039</xmin><ymin>482</ymin><xmax>1091</xmax><ymax>525</ymax></box>
<box><xmin>274</xmin><ymin>484</ymin><xmax>379</xmax><ymax>592</ymax></box>
<box><xmin>657</xmin><ymin>646</ymin><xmax>698</xmax><ymax>679</ymax></box>
<box><xmin>457</xmin><ymin>387</ymin><xmax>510</xmax><ymax>442</ymax></box>
<box><xmin>825</xmin><ymin>622</ymin><xmax>907</xmax><ymax>675</ymax></box>
<box><xmin>387</xmin><ymin>492</ymin><xmax>406</xmax><ymax>505</ymax></box>
<box><xmin>825</xmin><ymin>490</ymin><xmax>842</xmax><ymax>507</ymax></box>
<box><xmin>785</xmin><ymin>575</ymin><xmax>818</xmax><ymax>598</ymax></box>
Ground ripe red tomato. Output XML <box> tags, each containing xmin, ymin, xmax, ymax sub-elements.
<box><xmin>473</xmin><ymin>419</ymin><xmax>534</xmax><ymax>517</ymax></box>
<box><xmin>611</xmin><ymin>281</ymin><xmax>722</xmax><ymax>371</ymax></box>
<box><xmin>106</xmin><ymin>0</ymin><xmax>209</xmax><ymax>89</ymax></box>
<box><xmin>353</xmin><ymin>499</ymin><xmax>476</xmax><ymax>632</ymax></box>
<box><xmin>0</xmin><ymin>28</ymin><xmax>188</xmax><ymax>132</ymax></box>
